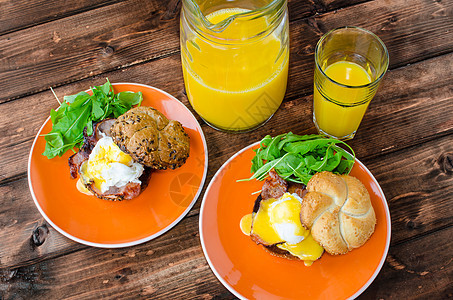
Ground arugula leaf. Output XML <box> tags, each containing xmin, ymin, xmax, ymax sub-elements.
<box><xmin>42</xmin><ymin>79</ymin><xmax>143</xmax><ymax>159</ymax></box>
<box><xmin>99</xmin><ymin>80</ymin><xmax>112</xmax><ymax>95</ymax></box>
<box><xmin>260</xmin><ymin>133</ymin><xmax>284</xmax><ymax>161</ymax></box>
<box><xmin>91</xmin><ymin>97</ymin><xmax>104</xmax><ymax>119</ymax></box>
<box><xmin>117</xmin><ymin>91</ymin><xmax>143</xmax><ymax>106</ymax></box>
<box><xmin>63</xmin><ymin>91</ymin><xmax>90</xmax><ymax>104</ymax></box>
<box><xmin>239</xmin><ymin>133</ymin><xmax>355</xmax><ymax>185</ymax></box>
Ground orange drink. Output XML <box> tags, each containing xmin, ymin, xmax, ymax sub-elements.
<box><xmin>314</xmin><ymin>61</ymin><xmax>372</xmax><ymax>138</ymax></box>
<box><xmin>313</xmin><ymin>27</ymin><xmax>389</xmax><ymax>139</ymax></box>
<box><xmin>181</xmin><ymin>1</ymin><xmax>289</xmax><ymax>132</ymax></box>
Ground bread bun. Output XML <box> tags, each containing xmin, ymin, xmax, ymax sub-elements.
<box><xmin>111</xmin><ymin>106</ymin><xmax>190</xmax><ymax>170</ymax></box>
<box><xmin>300</xmin><ymin>171</ymin><xmax>376</xmax><ymax>255</ymax></box>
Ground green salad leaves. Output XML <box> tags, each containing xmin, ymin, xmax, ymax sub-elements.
<box><xmin>42</xmin><ymin>79</ymin><xmax>143</xmax><ymax>159</ymax></box>
<box><xmin>240</xmin><ymin>132</ymin><xmax>355</xmax><ymax>185</ymax></box>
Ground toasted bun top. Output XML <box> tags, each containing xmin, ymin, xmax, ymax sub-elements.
<box><xmin>300</xmin><ymin>171</ymin><xmax>376</xmax><ymax>255</ymax></box>
<box><xmin>110</xmin><ymin>106</ymin><xmax>190</xmax><ymax>170</ymax></box>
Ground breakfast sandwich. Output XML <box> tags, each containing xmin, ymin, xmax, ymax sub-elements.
<box><xmin>241</xmin><ymin>170</ymin><xmax>376</xmax><ymax>265</ymax></box>
<box><xmin>68</xmin><ymin>106</ymin><xmax>190</xmax><ymax>201</ymax></box>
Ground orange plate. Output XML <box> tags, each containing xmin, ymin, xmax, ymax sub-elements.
<box><xmin>200</xmin><ymin>142</ymin><xmax>391</xmax><ymax>300</ymax></box>
<box><xmin>28</xmin><ymin>83</ymin><xmax>208</xmax><ymax>247</ymax></box>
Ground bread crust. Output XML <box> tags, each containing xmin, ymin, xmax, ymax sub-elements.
<box><xmin>111</xmin><ymin>106</ymin><xmax>190</xmax><ymax>170</ymax></box>
<box><xmin>300</xmin><ymin>171</ymin><xmax>376</xmax><ymax>255</ymax></box>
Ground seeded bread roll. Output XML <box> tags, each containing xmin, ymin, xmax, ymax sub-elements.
<box><xmin>111</xmin><ymin>106</ymin><xmax>190</xmax><ymax>170</ymax></box>
<box><xmin>300</xmin><ymin>171</ymin><xmax>376</xmax><ymax>255</ymax></box>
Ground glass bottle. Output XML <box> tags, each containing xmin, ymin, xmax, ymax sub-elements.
<box><xmin>180</xmin><ymin>0</ymin><xmax>289</xmax><ymax>132</ymax></box>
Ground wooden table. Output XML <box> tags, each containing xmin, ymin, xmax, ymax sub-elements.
<box><xmin>1</xmin><ymin>0</ymin><xmax>452</xmax><ymax>299</ymax></box>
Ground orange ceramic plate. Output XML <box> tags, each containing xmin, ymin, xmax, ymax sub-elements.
<box><xmin>28</xmin><ymin>83</ymin><xmax>208</xmax><ymax>247</ymax></box>
<box><xmin>200</xmin><ymin>142</ymin><xmax>391</xmax><ymax>299</ymax></box>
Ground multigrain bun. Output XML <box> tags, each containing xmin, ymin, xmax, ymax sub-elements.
<box><xmin>111</xmin><ymin>106</ymin><xmax>190</xmax><ymax>170</ymax></box>
<box><xmin>300</xmin><ymin>171</ymin><xmax>376</xmax><ymax>255</ymax></box>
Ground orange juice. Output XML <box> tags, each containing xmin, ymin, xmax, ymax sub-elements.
<box><xmin>181</xmin><ymin>8</ymin><xmax>289</xmax><ymax>131</ymax></box>
<box><xmin>313</xmin><ymin>61</ymin><xmax>373</xmax><ymax>138</ymax></box>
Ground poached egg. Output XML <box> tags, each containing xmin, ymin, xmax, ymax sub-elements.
<box><xmin>79</xmin><ymin>136</ymin><xmax>144</xmax><ymax>194</ymax></box>
<box><xmin>241</xmin><ymin>192</ymin><xmax>324</xmax><ymax>265</ymax></box>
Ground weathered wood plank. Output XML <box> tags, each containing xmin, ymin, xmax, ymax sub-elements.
<box><xmin>363</xmin><ymin>134</ymin><xmax>453</xmax><ymax>245</ymax></box>
<box><xmin>288</xmin><ymin>0</ymin><xmax>453</xmax><ymax>98</ymax></box>
<box><xmin>287</xmin><ymin>0</ymin><xmax>322</xmax><ymax>21</ymax></box>
<box><xmin>358</xmin><ymin>226</ymin><xmax>453</xmax><ymax>299</ymax></box>
<box><xmin>0</xmin><ymin>0</ymin><xmax>121</xmax><ymax>35</ymax></box>
<box><xmin>0</xmin><ymin>0</ymin><xmax>317</xmax><ymax>36</ymax></box>
<box><xmin>1</xmin><ymin>49</ymin><xmax>452</xmax><ymax>184</ymax></box>
<box><xmin>1</xmin><ymin>0</ymin><xmax>452</xmax><ymax>102</ymax></box>
<box><xmin>314</xmin><ymin>0</ymin><xmax>453</xmax><ymax>68</ymax></box>
<box><xmin>319</xmin><ymin>0</ymin><xmax>367</xmax><ymax>10</ymax></box>
<box><xmin>0</xmin><ymin>177</ymin><xmax>87</xmax><ymax>269</ymax></box>
<box><xmin>0</xmin><ymin>0</ymin><xmax>181</xmax><ymax>102</ymax></box>
<box><xmin>1</xmin><ymin>200</ymin><xmax>451</xmax><ymax>299</ymax></box>
<box><xmin>0</xmin><ymin>0</ymin><xmax>316</xmax><ymax>103</ymax></box>
<box><xmin>0</xmin><ymin>213</ymin><xmax>230</xmax><ymax>300</ymax></box>
<box><xmin>344</xmin><ymin>54</ymin><xmax>453</xmax><ymax>159</ymax></box>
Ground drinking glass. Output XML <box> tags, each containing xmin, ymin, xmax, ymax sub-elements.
<box><xmin>313</xmin><ymin>26</ymin><xmax>389</xmax><ymax>139</ymax></box>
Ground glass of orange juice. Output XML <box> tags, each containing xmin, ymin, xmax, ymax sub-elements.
<box><xmin>313</xmin><ymin>27</ymin><xmax>389</xmax><ymax>139</ymax></box>
<box><xmin>180</xmin><ymin>0</ymin><xmax>289</xmax><ymax>132</ymax></box>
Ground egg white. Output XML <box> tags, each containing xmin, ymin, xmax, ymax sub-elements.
<box><xmin>81</xmin><ymin>136</ymin><xmax>144</xmax><ymax>193</ymax></box>
<box><xmin>269</xmin><ymin>193</ymin><xmax>306</xmax><ymax>245</ymax></box>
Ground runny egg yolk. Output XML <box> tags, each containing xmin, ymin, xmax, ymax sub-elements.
<box><xmin>80</xmin><ymin>137</ymin><xmax>143</xmax><ymax>193</ymax></box>
<box><xmin>240</xmin><ymin>192</ymin><xmax>324</xmax><ymax>265</ymax></box>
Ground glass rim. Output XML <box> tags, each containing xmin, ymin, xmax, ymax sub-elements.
<box><xmin>182</xmin><ymin>0</ymin><xmax>286</xmax><ymax>41</ymax></box>
<box><xmin>185</xmin><ymin>0</ymin><xmax>284</xmax><ymax>25</ymax></box>
<box><xmin>314</xmin><ymin>26</ymin><xmax>389</xmax><ymax>90</ymax></box>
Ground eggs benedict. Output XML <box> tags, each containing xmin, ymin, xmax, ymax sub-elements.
<box><xmin>240</xmin><ymin>171</ymin><xmax>324</xmax><ymax>266</ymax></box>
<box><xmin>79</xmin><ymin>136</ymin><xmax>144</xmax><ymax>196</ymax></box>
<box><xmin>69</xmin><ymin>119</ymin><xmax>152</xmax><ymax>201</ymax></box>
<box><xmin>68</xmin><ymin>105</ymin><xmax>191</xmax><ymax>201</ymax></box>
<box><xmin>240</xmin><ymin>170</ymin><xmax>377</xmax><ymax>265</ymax></box>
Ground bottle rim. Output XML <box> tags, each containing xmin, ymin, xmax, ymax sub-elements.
<box><xmin>182</xmin><ymin>0</ymin><xmax>286</xmax><ymax>44</ymax></box>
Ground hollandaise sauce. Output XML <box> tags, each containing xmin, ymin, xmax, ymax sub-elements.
<box><xmin>240</xmin><ymin>193</ymin><xmax>324</xmax><ymax>265</ymax></box>
<box><xmin>240</xmin><ymin>214</ymin><xmax>253</xmax><ymax>236</ymax></box>
<box><xmin>276</xmin><ymin>234</ymin><xmax>324</xmax><ymax>266</ymax></box>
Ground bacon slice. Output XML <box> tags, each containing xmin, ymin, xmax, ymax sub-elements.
<box><xmin>260</xmin><ymin>170</ymin><xmax>288</xmax><ymax>200</ymax></box>
<box><xmin>260</xmin><ymin>170</ymin><xmax>307</xmax><ymax>200</ymax></box>
<box><xmin>68</xmin><ymin>150</ymin><xmax>89</xmax><ymax>179</ymax></box>
<box><xmin>83</xmin><ymin>167</ymin><xmax>152</xmax><ymax>201</ymax></box>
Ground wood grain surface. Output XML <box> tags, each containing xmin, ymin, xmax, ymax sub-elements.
<box><xmin>1</xmin><ymin>0</ymin><xmax>452</xmax><ymax>102</ymax></box>
<box><xmin>0</xmin><ymin>0</ymin><xmax>452</xmax><ymax>299</ymax></box>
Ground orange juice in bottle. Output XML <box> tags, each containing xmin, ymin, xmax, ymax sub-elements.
<box><xmin>180</xmin><ymin>1</ymin><xmax>289</xmax><ymax>132</ymax></box>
